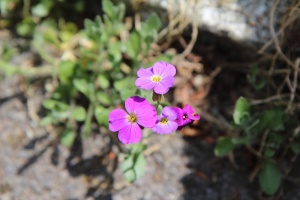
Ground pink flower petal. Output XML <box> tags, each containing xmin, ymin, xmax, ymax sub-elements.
<box><xmin>173</xmin><ymin>107</ymin><xmax>185</xmax><ymax>126</ymax></box>
<box><xmin>153</xmin><ymin>61</ymin><xmax>176</xmax><ymax>77</ymax></box>
<box><xmin>153</xmin><ymin>82</ymin><xmax>169</xmax><ymax>94</ymax></box>
<box><xmin>152</xmin><ymin>121</ymin><xmax>178</xmax><ymax>134</ymax></box>
<box><xmin>190</xmin><ymin>113</ymin><xmax>200</xmax><ymax>121</ymax></box>
<box><xmin>153</xmin><ymin>76</ymin><xmax>174</xmax><ymax>94</ymax></box>
<box><xmin>182</xmin><ymin>118</ymin><xmax>193</xmax><ymax>126</ymax></box>
<box><xmin>137</xmin><ymin>67</ymin><xmax>153</xmax><ymax>77</ymax></box>
<box><xmin>108</xmin><ymin>108</ymin><xmax>128</xmax><ymax>132</ymax></box>
<box><xmin>135</xmin><ymin>77</ymin><xmax>156</xmax><ymax>90</ymax></box>
<box><xmin>136</xmin><ymin>104</ymin><xmax>157</xmax><ymax>128</ymax></box>
<box><xmin>182</xmin><ymin>104</ymin><xmax>195</xmax><ymax>114</ymax></box>
<box><xmin>162</xmin><ymin>106</ymin><xmax>177</xmax><ymax>121</ymax></box>
<box><xmin>160</xmin><ymin>76</ymin><xmax>175</xmax><ymax>88</ymax></box>
<box><xmin>125</xmin><ymin>96</ymin><xmax>148</xmax><ymax>113</ymax></box>
<box><xmin>118</xmin><ymin>123</ymin><xmax>142</xmax><ymax>144</ymax></box>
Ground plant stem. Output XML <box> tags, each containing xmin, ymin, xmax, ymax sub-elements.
<box><xmin>82</xmin><ymin>104</ymin><xmax>94</xmax><ymax>139</ymax></box>
<box><xmin>0</xmin><ymin>60</ymin><xmax>54</xmax><ymax>78</ymax></box>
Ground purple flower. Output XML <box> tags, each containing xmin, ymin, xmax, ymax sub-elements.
<box><xmin>135</xmin><ymin>61</ymin><xmax>176</xmax><ymax>94</ymax></box>
<box><xmin>108</xmin><ymin>96</ymin><xmax>157</xmax><ymax>144</ymax></box>
<box><xmin>152</xmin><ymin>106</ymin><xmax>178</xmax><ymax>134</ymax></box>
<box><xmin>174</xmin><ymin>104</ymin><xmax>200</xmax><ymax>127</ymax></box>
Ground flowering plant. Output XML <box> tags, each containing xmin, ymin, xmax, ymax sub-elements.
<box><xmin>108</xmin><ymin>61</ymin><xmax>200</xmax><ymax>144</ymax></box>
<box><xmin>108</xmin><ymin>61</ymin><xmax>200</xmax><ymax>182</ymax></box>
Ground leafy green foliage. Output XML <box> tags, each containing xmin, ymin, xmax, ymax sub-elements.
<box><xmin>247</xmin><ymin>65</ymin><xmax>266</xmax><ymax>91</ymax></box>
<box><xmin>17</xmin><ymin>17</ymin><xmax>36</xmax><ymax>36</ymax></box>
<box><xmin>31</xmin><ymin>0</ymin><xmax>54</xmax><ymax>17</ymax></box>
<box><xmin>233</xmin><ymin>97</ymin><xmax>250</xmax><ymax>125</ymax></box>
<box><xmin>1</xmin><ymin>0</ymin><xmax>168</xmax><ymax>184</ymax></box>
<box><xmin>124</xmin><ymin>30</ymin><xmax>142</xmax><ymax>59</ymax></box>
<box><xmin>258</xmin><ymin>161</ymin><xmax>282</xmax><ymax>195</ymax></box>
<box><xmin>120</xmin><ymin>143</ymin><xmax>147</xmax><ymax>182</ymax></box>
<box><xmin>60</xmin><ymin>128</ymin><xmax>76</xmax><ymax>148</ymax></box>
<box><xmin>214</xmin><ymin>95</ymin><xmax>296</xmax><ymax>195</ymax></box>
<box><xmin>70</xmin><ymin>106</ymin><xmax>86</xmax><ymax>122</ymax></box>
<box><xmin>214</xmin><ymin>137</ymin><xmax>237</xmax><ymax>157</ymax></box>
<box><xmin>95</xmin><ymin>106</ymin><xmax>110</xmax><ymax>128</ymax></box>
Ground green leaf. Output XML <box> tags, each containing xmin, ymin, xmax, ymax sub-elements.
<box><xmin>123</xmin><ymin>169</ymin><xmax>136</xmax><ymax>183</ymax></box>
<box><xmin>108</xmin><ymin>41</ymin><xmax>122</xmax><ymax>63</ymax></box>
<box><xmin>119</xmin><ymin>89</ymin><xmax>136</xmax><ymax>101</ymax></box>
<box><xmin>140</xmin><ymin>13</ymin><xmax>162</xmax><ymax>38</ymax></box>
<box><xmin>233</xmin><ymin>97</ymin><xmax>250</xmax><ymax>125</ymax></box>
<box><xmin>102</xmin><ymin>0</ymin><xmax>115</xmax><ymax>20</ymax></box>
<box><xmin>133</xmin><ymin>153</ymin><xmax>146</xmax><ymax>178</ymax></box>
<box><xmin>51</xmin><ymin>84</ymin><xmax>76</xmax><ymax>100</ymax></box>
<box><xmin>120</xmin><ymin>155</ymin><xmax>134</xmax><ymax>172</ymax></box>
<box><xmin>53</xmin><ymin>101</ymin><xmax>69</xmax><ymax>111</ymax></box>
<box><xmin>51</xmin><ymin>110</ymin><xmax>69</xmax><ymax>120</ymax></box>
<box><xmin>214</xmin><ymin>137</ymin><xmax>237</xmax><ymax>157</ymax></box>
<box><xmin>96</xmin><ymin>91</ymin><xmax>111</xmax><ymax>106</ymax></box>
<box><xmin>247</xmin><ymin>64</ymin><xmax>266</xmax><ymax>91</ymax></box>
<box><xmin>32</xmin><ymin>3</ymin><xmax>49</xmax><ymax>17</ymax></box>
<box><xmin>114</xmin><ymin>77</ymin><xmax>135</xmax><ymax>92</ymax></box>
<box><xmin>145</xmin><ymin>13</ymin><xmax>161</xmax><ymax>31</ymax></box>
<box><xmin>70</xmin><ymin>106</ymin><xmax>86</xmax><ymax>121</ymax></box>
<box><xmin>94</xmin><ymin>106</ymin><xmax>110</xmax><ymax>128</ymax></box>
<box><xmin>120</xmin><ymin>155</ymin><xmax>136</xmax><ymax>182</ymax></box>
<box><xmin>156</xmin><ymin>104</ymin><xmax>163</xmax><ymax>115</ymax></box>
<box><xmin>17</xmin><ymin>17</ymin><xmax>36</xmax><ymax>36</ymax></box>
<box><xmin>123</xmin><ymin>31</ymin><xmax>141</xmax><ymax>59</ymax></box>
<box><xmin>73</xmin><ymin>78</ymin><xmax>95</xmax><ymax>101</ymax></box>
<box><xmin>97</xmin><ymin>74</ymin><xmax>109</xmax><ymax>89</ymax></box>
<box><xmin>41</xmin><ymin>26</ymin><xmax>58</xmax><ymax>45</ymax></box>
<box><xmin>258</xmin><ymin>161</ymin><xmax>282</xmax><ymax>195</ymax></box>
<box><xmin>137</xmin><ymin>89</ymin><xmax>155</xmax><ymax>104</ymax></box>
<box><xmin>84</xmin><ymin>18</ymin><xmax>94</xmax><ymax>33</ymax></box>
<box><xmin>116</xmin><ymin>3</ymin><xmax>125</xmax><ymax>21</ymax></box>
<box><xmin>60</xmin><ymin>22</ymin><xmax>77</xmax><ymax>42</ymax></box>
<box><xmin>130</xmin><ymin>143</ymin><xmax>147</xmax><ymax>154</ymax></box>
<box><xmin>60</xmin><ymin>129</ymin><xmax>76</xmax><ymax>148</ymax></box>
<box><xmin>259</xmin><ymin>109</ymin><xmax>287</xmax><ymax>131</ymax></box>
<box><xmin>43</xmin><ymin>99</ymin><xmax>57</xmax><ymax>109</ymax></box>
<box><xmin>58</xmin><ymin>61</ymin><xmax>76</xmax><ymax>83</ymax></box>
<box><xmin>40</xmin><ymin>116</ymin><xmax>53</xmax><ymax>126</ymax></box>
<box><xmin>1</xmin><ymin>41</ymin><xmax>18</xmax><ymax>62</ymax></box>
<box><xmin>81</xmin><ymin>105</ymin><xmax>94</xmax><ymax>138</ymax></box>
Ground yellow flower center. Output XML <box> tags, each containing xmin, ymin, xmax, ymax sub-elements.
<box><xmin>151</xmin><ymin>75</ymin><xmax>162</xmax><ymax>83</ymax></box>
<box><xmin>127</xmin><ymin>113</ymin><xmax>138</xmax><ymax>123</ymax></box>
<box><xmin>160</xmin><ymin>118</ymin><xmax>169</xmax><ymax>124</ymax></box>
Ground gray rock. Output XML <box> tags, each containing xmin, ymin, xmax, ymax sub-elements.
<box><xmin>131</xmin><ymin>0</ymin><xmax>290</xmax><ymax>44</ymax></box>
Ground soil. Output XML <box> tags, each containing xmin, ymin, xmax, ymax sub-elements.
<box><xmin>1</xmin><ymin>30</ymin><xmax>300</xmax><ymax>200</ymax></box>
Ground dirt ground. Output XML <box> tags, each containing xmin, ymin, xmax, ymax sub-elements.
<box><xmin>0</xmin><ymin>81</ymin><xmax>257</xmax><ymax>200</ymax></box>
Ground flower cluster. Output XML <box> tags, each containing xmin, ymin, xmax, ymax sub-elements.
<box><xmin>108</xmin><ymin>61</ymin><xmax>200</xmax><ymax>144</ymax></box>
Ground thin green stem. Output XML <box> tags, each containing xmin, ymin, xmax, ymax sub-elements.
<box><xmin>82</xmin><ymin>104</ymin><xmax>94</xmax><ymax>139</ymax></box>
<box><xmin>0</xmin><ymin>60</ymin><xmax>54</xmax><ymax>78</ymax></box>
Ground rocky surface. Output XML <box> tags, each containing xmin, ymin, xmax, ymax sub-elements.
<box><xmin>0</xmin><ymin>71</ymin><xmax>189</xmax><ymax>199</ymax></box>
<box><xmin>132</xmin><ymin>0</ymin><xmax>290</xmax><ymax>43</ymax></box>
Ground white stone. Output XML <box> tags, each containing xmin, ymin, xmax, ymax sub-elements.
<box><xmin>135</xmin><ymin>0</ymin><xmax>289</xmax><ymax>43</ymax></box>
